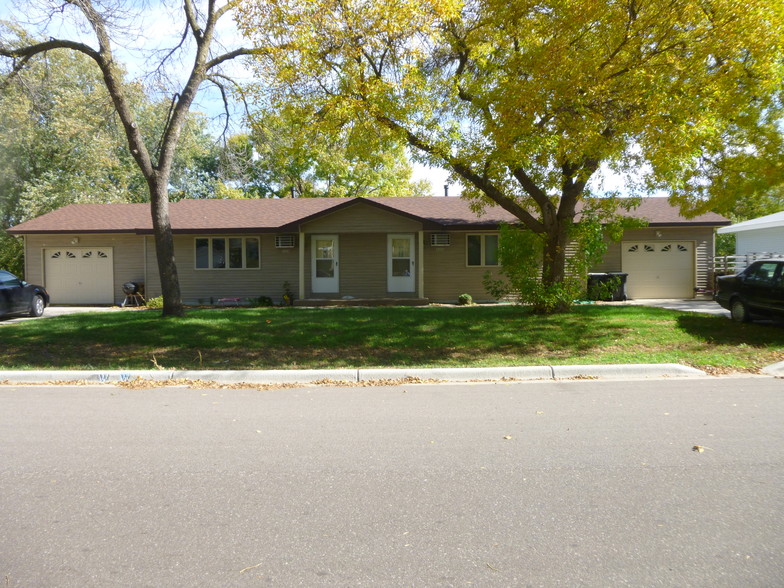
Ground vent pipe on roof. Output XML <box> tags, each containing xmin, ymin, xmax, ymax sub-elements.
<box><xmin>444</xmin><ymin>184</ymin><xmax>449</xmax><ymax>197</ymax></box>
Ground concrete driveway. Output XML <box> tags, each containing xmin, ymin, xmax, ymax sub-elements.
<box><xmin>0</xmin><ymin>305</ymin><xmax>122</xmax><ymax>325</ymax></box>
<box><xmin>616</xmin><ymin>298</ymin><xmax>730</xmax><ymax>317</ymax></box>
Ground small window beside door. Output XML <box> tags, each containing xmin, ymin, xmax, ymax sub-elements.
<box><xmin>467</xmin><ymin>234</ymin><xmax>499</xmax><ymax>267</ymax></box>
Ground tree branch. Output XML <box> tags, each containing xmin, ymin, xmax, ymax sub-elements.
<box><xmin>206</xmin><ymin>47</ymin><xmax>266</xmax><ymax>71</ymax></box>
<box><xmin>0</xmin><ymin>39</ymin><xmax>100</xmax><ymax>62</ymax></box>
<box><xmin>0</xmin><ymin>33</ymin><xmax>155</xmax><ymax>178</ymax></box>
<box><xmin>510</xmin><ymin>167</ymin><xmax>554</xmax><ymax>215</ymax></box>
<box><xmin>373</xmin><ymin>112</ymin><xmax>545</xmax><ymax>232</ymax></box>
<box><xmin>183</xmin><ymin>0</ymin><xmax>203</xmax><ymax>41</ymax></box>
<box><xmin>205</xmin><ymin>73</ymin><xmax>248</xmax><ymax>140</ymax></box>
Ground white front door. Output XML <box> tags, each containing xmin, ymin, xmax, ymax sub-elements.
<box><xmin>312</xmin><ymin>235</ymin><xmax>339</xmax><ymax>293</ymax></box>
<box><xmin>388</xmin><ymin>234</ymin><xmax>415</xmax><ymax>292</ymax></box>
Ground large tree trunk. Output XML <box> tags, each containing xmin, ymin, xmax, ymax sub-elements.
<box><xmin>542</xmin><ymin>229</ymin><xmax>568</xmax><ymax>285</ymax></box>
<box><xmin>540</xmin><ymin>226</ymin><xmax>571</xmax><ymax>313</ymax></box>
<box><xmin>539</xmin><ymin>188</ymin><xmax>578</xmax><ymax>313</ymax></box>
<box><xmin>148</xmin><ymin>177</ymin><xmax>184</xmax><ymax>317</ymax></box>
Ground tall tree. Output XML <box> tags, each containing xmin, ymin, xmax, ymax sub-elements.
<box><xmin>237</xmin><ymin>104</ymin><xmax>432</xmax><ymax>198</ymax></box>
<box><xmin>0</xmin><ymin>49</ymin><xmax>140</xmax><ymax>221</ymax></box>
<box><xmin>238</xmin><ymin>0</ymin><xmax>784</xmax><ymax>311</ymax></box>
<box><xmin>1</xmin><ymin>0</ymin><xmax>260</xmax><ymax>317</ymax></box>
<box><xmin>0</xmin><ymin>45</ymin><xmax>147</xmax><ymax>275</ymax></box>
<box><xmin>0</xmin><ymin>34</ymin><xmax>220</xmax><ymax>275</ymax></box>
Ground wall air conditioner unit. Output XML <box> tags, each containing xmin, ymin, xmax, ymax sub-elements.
<box><xmin>430</xmin><ymin>233</ymin><xmax>451</xmax><ymax>246</ymax></box>
<box><xmin>275</xmin><ymin>234</ymin><xmax>297</xmax><ymax>248</ymax></box>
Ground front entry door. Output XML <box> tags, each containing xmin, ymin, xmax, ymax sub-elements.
<box><xmin>388</xmin><ymin>234</ymin><xmax>415</xmax><ymax>292</ymax></box>
<box><xmin>312</xmin><ymin>235</ymin><xmax>339</xmax><ymax>293</ymax></box>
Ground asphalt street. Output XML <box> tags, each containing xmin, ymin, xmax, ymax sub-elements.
<box><xmin>1</xmin><ymin>377</ymin><xmax>782</xmax><ymax>587</ymax></box>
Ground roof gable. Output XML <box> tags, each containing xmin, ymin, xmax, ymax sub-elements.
<box><xmin>295</xmin><ymin>198</ymin><xmax>432</xmax><ymax>232</ymax></box>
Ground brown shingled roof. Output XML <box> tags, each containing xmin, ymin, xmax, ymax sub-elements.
<box><xmin>8</xmin><ymin>203</ymin><xmax>152</xmax><ymax>234</ymax></box>
<box><xmin>607</xmin><ymin>198</ymin><xmax>729</xmax><ymax>226</ymax></box>
<box><xmin>7</xmin><ymin>196</ymin><xmax>729</xmax><ymax>235</ymax></box>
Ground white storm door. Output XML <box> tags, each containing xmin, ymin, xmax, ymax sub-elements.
<box><xmin>388</xmin><ymin>234</ymin><xmax>415</xmax><ymax>292</ymax></box>
<box><xmin>312</xmin><ymin>235</ymin><xmax>339</xmax><ymax>293</ymax></box>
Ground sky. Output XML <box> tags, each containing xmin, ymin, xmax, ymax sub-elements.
<box><xmin>0</xmin><ymin>0</ymin><xmax>637</xmax><ymax>199</ymax></box>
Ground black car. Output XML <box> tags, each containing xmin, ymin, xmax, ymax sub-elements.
<box><xmin>0</xmin><ymin>270</ymin><xmax>49</xmax><ymax>318</ymax></box>
<box><xmin>714</xmin><ymin>260</ymin><xmax>784</xmax><ymax>323</ymax></box>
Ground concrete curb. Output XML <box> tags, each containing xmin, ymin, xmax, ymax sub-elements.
<box><xmin>0</xmin><ymin>369</ymin><xmax>356</xmax><ymax>384</ymax></box>
<box><xmin>0</xmin><ymin>363</ymin><xmax>707</xmax><ymax>385</ymax></box>
<box><xmin>358</xmin><ymin>366</ymin><xmax>554</xmax><ymax>381</ymax></box>
<box><xmin>551</xmin><ymin>364</ymin><xmax>706</xmax><ymax>379</ymax></box>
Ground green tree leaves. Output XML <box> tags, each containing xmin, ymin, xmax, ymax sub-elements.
<box><xmin>238</xmin><ymin>0</ymin><xmax>784</xmax><ymax>310</ymax></box>
<box><xmin>241</xmin><ymin>104</ymin><xmax>432</xmax><ymax>198</ymax></box>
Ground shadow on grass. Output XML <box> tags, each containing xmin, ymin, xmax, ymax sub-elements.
<box><xmin>675</xmin><ymin>313</ymin><xmax>784</xmax><ymax>346</ymax></box>
<box><xmin>0</xmin><ymin>305</ymin><xmax>635</xmax><ymax>369</ymax></box>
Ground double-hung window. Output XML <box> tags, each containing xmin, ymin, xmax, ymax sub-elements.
<box><xmin>195</xmin><ymin>237</ymin><xmax>260</xmax><ymax>269</ymax></box>
<box><xmin>466</xmin><ymin>234</ymin><xmax>499</xmax><ymax>267</ymax></box>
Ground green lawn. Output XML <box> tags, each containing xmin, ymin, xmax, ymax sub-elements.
<box><xmin>1</xmin><ymin>305</ymin><xmax>782</xmax><ymax>372</ymax></box>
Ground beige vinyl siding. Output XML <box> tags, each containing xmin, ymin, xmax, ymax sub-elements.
<box><xmin>145</xmin><ymin>234</ymin><xmax>299</xmax><ymax>304</ymax></box>
<box><xmin>593</xmin><ymin>227</ymin><xmax>714</xmax><ymax>291</ymax></box>
<box><xmin>424</xmin><ymin>231</ymin><xmax>503</xmax><ymax>302</ymax></box>
<box><xmin>300</xmin><ymin>204</ymin><xmax>423</xmax><ymax>298</ymax></box>
<box><xmin>303</xmin><ymin>203</ymin><xmax>422</xmax><ymax>233</ymax></box>
<box><xmin>303</xmin><ymin>233</ymin><xmax>419</xmax><ymax>299</ymax></box>
<box><xmin>423</xmin><ymin>226</ymin><xmax>714</xmax><ymax>302</ymax></box>
<box><xmin>25</xmin><ymin>233</ymin><xmax>144</xmax><ymax>305</ymax></box>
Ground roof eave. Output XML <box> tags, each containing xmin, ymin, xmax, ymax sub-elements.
<box><xmin>646</xmin><ymin>221</ymin><xmax>731</xmax><ymax>228</ymax></box>
<box><xmin>718</xmin><ymin>222</ymin><xmax>783</xmax><ymax>234</ymax></box>
<box><xmin>6</xmin><ymin>228</ymin><xmax>144</xmax><ymax>235</ymax></box>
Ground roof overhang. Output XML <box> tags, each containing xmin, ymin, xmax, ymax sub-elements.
<box><xmin>717</xmin><ymin>217</ymin><xmax>784</xmax><ymax>234</ymax></box>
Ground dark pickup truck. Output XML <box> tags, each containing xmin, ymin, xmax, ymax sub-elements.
<box><xmin>714</xmin><ymin>260</ymin><xmax>784</xmax><ymax>323</ymax></box>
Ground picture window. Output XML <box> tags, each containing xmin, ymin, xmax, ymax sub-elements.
<box><xmin>195</xmin><ymin>237</ymin><xmax>260</xmax><ymax>269</ymax></box>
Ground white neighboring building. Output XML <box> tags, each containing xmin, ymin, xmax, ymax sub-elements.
<box><xmin>717</xmin><ymin>211</ymin><xmax>784</xmax><ymax>256</ymax></box>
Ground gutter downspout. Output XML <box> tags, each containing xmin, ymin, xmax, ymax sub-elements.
<box><xmin>418</xmin><ymin>230</ymin><xmax>424</xmax><ymax>299</ymax></box>
<box><xmin>299</xmin><ymin>229</ymin><xmax>305</xmax><ymax>301</ymax></box>
<box><xmin>23</xmin><ymin>235</ymin><xmax>29</xmax><ymax>280</ymax></box>
<box><xmin>143</xmin><ymin>235</ymin><xmax>148</xmax><ymax>298</ymax></box>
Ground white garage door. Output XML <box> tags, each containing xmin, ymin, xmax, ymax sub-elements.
<box><xmin>45</xmin><ymin>248</ymin><xmax>114</xmax><ymax>304</ymax></box>
<box><xmin>621</xmin><ymin>241</ymin><xmax>694</xmax><ymax>299</ymax></box>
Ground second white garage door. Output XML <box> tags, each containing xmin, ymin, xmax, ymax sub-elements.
<box><xmin>44</xmin><ymin>247</ymin><xmax>114</xmax><ymax>304</ymax></box>
<box><xmin>621</xmin><ymin>241</ymin><xmax>694</xmax><ymax>299</ymax></box>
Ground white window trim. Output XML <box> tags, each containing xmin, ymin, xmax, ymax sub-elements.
<box><xmin>194</xmin><ymin>236</ymin><xmax>261</xmax><ymax>270</ymax></box>
<box><xmin>466</xmin><ymin>233</ymin><xmax>500</xmax><ymax>267</ymax></box>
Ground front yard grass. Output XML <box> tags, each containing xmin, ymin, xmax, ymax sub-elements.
<box><xmin>1</xmin><ymin>305</ymin><xmax>782</xmax><ymax>372</ymax></box>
